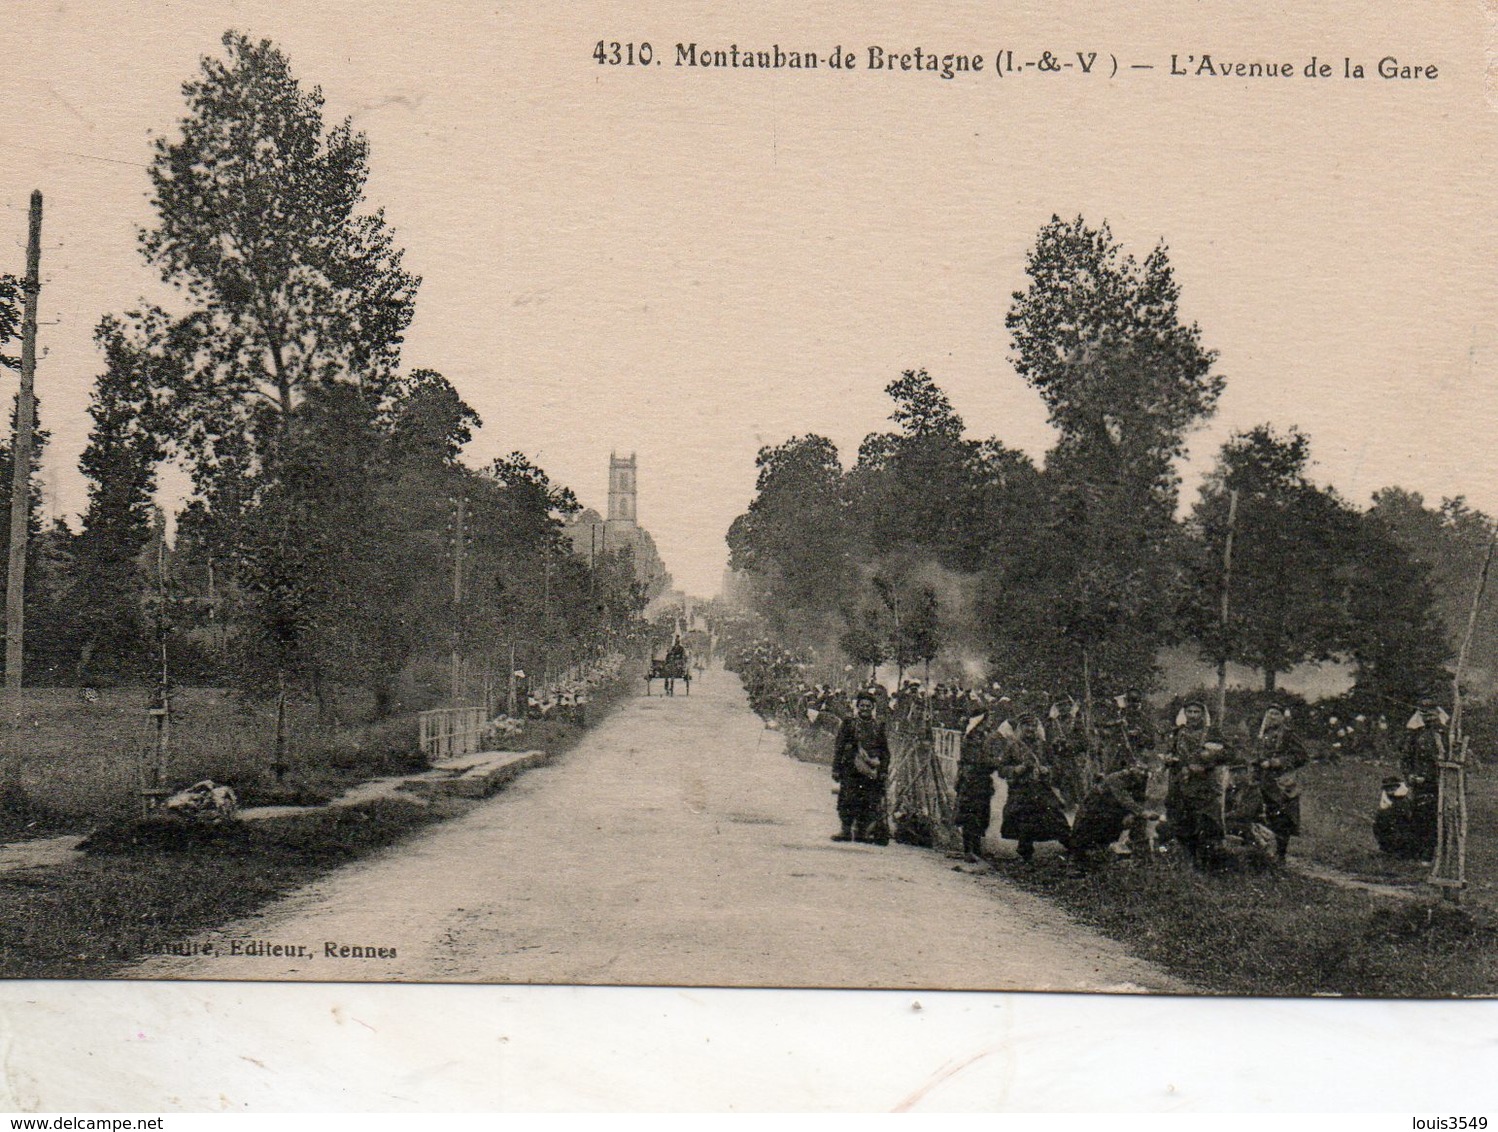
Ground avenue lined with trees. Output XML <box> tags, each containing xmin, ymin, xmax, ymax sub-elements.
<box><xmin>0</xmin><ymin>33</ymin><xmax>656</xmax><ymax>810</ymax></box>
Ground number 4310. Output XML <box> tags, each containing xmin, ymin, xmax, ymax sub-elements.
<box><xmin>594</xmin><ymin>41</ymin><xmax>654</xmax><ymax>65</ymax></box>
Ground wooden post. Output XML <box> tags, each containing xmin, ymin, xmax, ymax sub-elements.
<box><xmin>1432</xmin><ymin>522</ymin><xmax>1498</xmax><ymax>902</ymax></box>
<box><xmin>3</xmin><ymin>192</ymin><xmax>42</xmax><ymax>800</ymax></box>
<box><xmin>1215</xmin><ymin>488</ymin><xmax>1240</xmax><ymax>726</ymax></box>
<box><xmin>145</xmin><ymin>513</ymin><xmax>171</xmax><ymax>812</ymax></box>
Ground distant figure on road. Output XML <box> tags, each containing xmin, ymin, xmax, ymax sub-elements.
<box><xmin>831</xmin><ymin>690</ymin><xmax>890</xmax><ymax>845</ymax></box>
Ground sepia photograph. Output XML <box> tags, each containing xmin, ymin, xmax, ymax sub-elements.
<box><xmin>1</xmin><ymin>0</ymin><xmax>1497</xmax><ymax>1112</ymax></box>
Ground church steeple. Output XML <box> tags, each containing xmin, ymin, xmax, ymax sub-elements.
<box><xmin>607</xmin><ymin>452</ymin><xmax>637</xmax><ymax>524</ymax></box>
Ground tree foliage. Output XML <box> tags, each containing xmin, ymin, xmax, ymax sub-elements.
<box><xmin>47</xmin><ymin>31</ymin><xmax>652</xmax><ymax>731</ymax></box>
<box><xmin>1186</xmin><ymin>425</ymin><xmax>1355</xmax><ymax>691</ymax></box>
<box><xmin>726</xmin><ymin>434</ymin><xmax>853</xmax><ymax>647</ymax></box>
<box><xmin>994</xmin><ymin>217</ymin><xmax>1222</xmax><ymax>693</ymax></box>
<box><xmin>0</xmin><ymin>273</ymin><xmax>20</xmax><ymax>372</ymax></box>
<box><xmin>66</xmin><ymin>317</ymin><xmax>174</xmax><ymax>680</ymax></box>
<box><xmin>143</xmin><ymin>32</ymin><xmax>418</xmax><ymax>430</ymax></box>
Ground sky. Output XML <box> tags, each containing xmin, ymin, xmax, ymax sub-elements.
<box><xmin>2</xmin><ymin>0</ymin><xmax>1495</xmax><ymax>597</ymax></box>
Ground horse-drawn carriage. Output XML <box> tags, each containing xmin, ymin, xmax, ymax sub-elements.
<box><xmin>645</xmin><ymin>647</ymin><xmax>690</xmax><ymax>696</ymax></box>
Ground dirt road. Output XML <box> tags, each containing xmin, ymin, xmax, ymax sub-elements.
<box><xmin>133</xmin><ymin>671</ymin><xmax>1182</xmax><ymax>990</ymax></box>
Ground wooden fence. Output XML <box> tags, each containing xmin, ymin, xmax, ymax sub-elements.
<box><xmin>885</xmin><ymin>722</ymin><xmax>964</xmax><ymax>850</ymax></box>
<box><xmin>418</xmin><ymin>706</ymin><xmax>487</xmax><ymax>761</ymax></box>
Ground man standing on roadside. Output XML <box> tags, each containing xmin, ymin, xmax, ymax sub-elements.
<box><xmin>1165</xmin><ymin>700</ymin><xmax>1233</xmax><ymax>865</ymax></box>
<box><xmin>831</xmin><ymin>690</ymin><xmax>891</xmax><ymax>844</ymax></box>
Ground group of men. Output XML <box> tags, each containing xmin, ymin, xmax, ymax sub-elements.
<box><xmin>826</xmin><ymin>683</ymin><xmax>1318</xmax><ymax>869</ymax></box>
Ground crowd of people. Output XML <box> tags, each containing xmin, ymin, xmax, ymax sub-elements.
<box><xmin>498</xmin><ymin>652</ymin><xmax>632</xmax><ymax>729</ymax></box>
<box><xmin>801</xmin><ymin>676</ymin><xmax>1450</xmax><ymax>871</ymax></box>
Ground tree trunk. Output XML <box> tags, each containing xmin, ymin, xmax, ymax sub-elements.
<box><xmin>1264</xmin><ymin>669</ymin><xmax>1278</xmax><ymax>694</ymax></box>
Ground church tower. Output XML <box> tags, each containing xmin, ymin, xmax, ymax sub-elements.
<box><xmin>607</xmin><ymin>452</ymin><xmax>637</xmax><ymax>524</ymax></box>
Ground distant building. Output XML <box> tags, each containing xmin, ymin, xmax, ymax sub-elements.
<box><xmin>564</xmin><ymin>452</ymin><xmax>671</xmax><ymax>599</ymax></box>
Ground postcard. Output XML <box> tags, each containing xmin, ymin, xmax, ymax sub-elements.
<box><xmin>1</xmin><ymin>0</ymin><xmax>1494</xmax><ymax>1112</ymax></box>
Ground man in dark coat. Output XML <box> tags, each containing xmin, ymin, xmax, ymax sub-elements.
<box><xmin>832</xmin><ymin>690</ymin><xmax>891</xmax><ymax>844</ymax></box>
<box><xmin>1164</xmin><ymin>701</ymin><xmax>1234</xmax><ymax>865</ymax></box>
<box><xmin>1401</xmin><ymin>693</ymin><xmax>1447</xmax><ymax>861</ymax></box>
<box><xmin>995</xmin><ymin>714</ymin><xmax>1072</xmax><ymax>862</ymax></box>
<box><xmin>1069</xmin><ymin>759</ymin><xmax>1159</xmax><ymax>867</ymax></box>
<box><xmin>1250</xmin><ymin>704</ymin><xmax>1311</xmax><ymax>861</ymax></box>
<box><xmin>954</xmin><ymin>712</ymin><xmax>1000</xmax><ymax>861</ymax></box>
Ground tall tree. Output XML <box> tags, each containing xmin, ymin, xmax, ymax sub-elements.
<box><xmin>999</xmin><ymin>216</ymin><xmax>1222</xmax><ymax>693</ymax></box>
<box><xmin>127</xmin><ymin>30</ymin><xmax>420</xmax><ymax>723</ymax></box>
<box><xmin>67</xmin><ymin>317</ymin><xmax>174</xmax><ymax>679</ymax></box>
<box><xmin>726</xmin><ymin>434</ymin><xmax>853</xmax><ymax>649</ymax></box>
<box><xmin>1341</xmin><ymin>506</ymin><xmax>1450</xmax><ymax>711</ymax></box>
<box><xmin>847</xmin><ymin>369</ymin><xmax>994</xmax><ymax>571</ymax></box>
<box><xmin>1370</xmin><ymin>489</ymin><xmax>1498</xmax><ymax>677</ymax></box>
<box><xmin>143</xmin><ymin>31</ymin><xmax>418</xmax><ymax>451</ymax></box>
<box><xmin>1186</xmin><ymin>425</ymin><xmax>1355</xmax><ymax>692</ymax></box>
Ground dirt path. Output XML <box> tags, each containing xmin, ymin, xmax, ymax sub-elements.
<box><xmin>131</xmin><ymin>671</ymin><xmax>1184</xmax><ymax>991</ymax></box>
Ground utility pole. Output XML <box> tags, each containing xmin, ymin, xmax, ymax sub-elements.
<box><xmin>3</xmin><ymin>192</ymin><xmax>42</xmax><ymax>800</ymax></box>
<box><xmin>450</xmin><ymin>495</ymin><xmax>467</xmax><ymax>706</ymax></box>
<box><xmin>1215</xmin><ymin>488</ymin><xmax>1240</xmax><ymax>725</ymax></box>
<box><xmin>543</xmin><ymin>559</ymin><xmax>552</xmax><ymax>688</ymax></box>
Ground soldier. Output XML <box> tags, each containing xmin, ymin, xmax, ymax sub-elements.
<box><xmin>1374</xmin><ymin>774</ymin><xmax>1423</xmax><ymax>858</ymax></box>
<box><xmin>1402</xmin><ymin>692</ymin><xmax>1447</xmax><ymax>861</ymax></box>
<box><xmin>1249</xmin><ymin>704</ymin><xmax>1310</xmax><ymax>861</ymax></box>
<box><xmin>1164</xmin><ymin>700</ymin><xmax>1234</xmax><ymax>865</ymax></box>
<box><xmin>1100</xmin><ymin>688</ymin><xmax>1158</xmax><ymax>775</ymax></box>
<box><xmin>1069</xmin><ymin>758</ymin><xmax>1160</xmax><ymax>868</ymax></box>
<box><xmin>1047</xmin><ymin>697</ymin><xmax>1088</xmax><ymax>808</ymax></box>
<box><xmin>954</xmin><ymin>711</ymin><xmax>1001</xmax><ymax>861</ymax></box>
<box><xmin>996</xmin><ymin>714</ymin><xmax>1072</xmax><ymax>863</ymax></box>
<box><xmin>831</xmin><ymin>690</ymin><xmax>891</xmax><ymax>845</ymax></box>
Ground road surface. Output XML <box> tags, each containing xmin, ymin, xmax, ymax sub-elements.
<box><xmin>133</xmin><ymin>670</ymin><xmax>1182</xmax><ymax>990</ymax></box>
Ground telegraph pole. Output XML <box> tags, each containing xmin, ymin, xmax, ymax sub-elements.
<box><xmin>3</xmin><ymin>192</ymin><xmax>42</xmax><ymax>799</ymax></box>
<box><xmin>450</xmin><ymin>495</ymin><xmax>467</xmax><ymax>706</ymax></box>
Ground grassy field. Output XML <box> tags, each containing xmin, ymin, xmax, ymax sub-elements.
<box><xmin>0</xmin><ymin>687</ymin><xmax>425</xmax><ymax>839</ymax></box>
<box><xmin>0</xmin><ymin>670</ymin><xmax>637</xmax><ymax>979</ymax></box>
<box><xmin>0</xmin><ymin>796</ymin><xmax>457</xmax><ymax>979</ymax></box>
<box><xmin>1296</xmin><ymin>754</ymin><xmax>1498</xmax><ymax>912</ymax></box>
<box><xmin>994</xmin><ymin>849</ymin><xmax>1498</xmax><ymax>997</ymax></box>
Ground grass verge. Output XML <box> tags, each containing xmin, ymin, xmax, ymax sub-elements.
<box><xmin>990</xmin><ymin>850</ymin><xmax>1498</xmax><ymax>997</ymax></box>
<box><xmin>0</xmin><ymin>668</ymin><xmax>637</xmax><ymax>980</ymax></box>
<box><xmin>0</xmin><ymin>797</ymin><xmax>458</xmax><ymax>979</ymax></box>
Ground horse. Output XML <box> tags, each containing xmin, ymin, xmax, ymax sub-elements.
<box><xmin>645</xmin><ymin>654</ymin><xmax>691</xmax><ymax>697</ymax></box>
